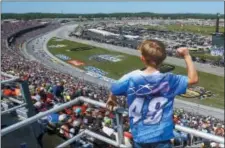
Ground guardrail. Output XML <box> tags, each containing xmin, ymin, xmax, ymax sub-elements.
<box><xmin>1</xmin><ymin>103</ymin><xmax>27</xmax><ymax>115</ymax></box>
<box><xmin>1</xmin><ymin>74</ymin><xmax>37</xmax><ymax>122</ymax></box>
<box><xmin>57</xmin><ymin>129</ymin><xmax>130</xmax><ymax>148</ymax></box>
<box><xmin>1</xmin><ymin>96</ymin><xmax>224</xmax><ymax>148</ymax></box>
<box><xmin>1</xmin><ymin>76</ymin><xmax>20</xmax><ymax>84</ymax></box>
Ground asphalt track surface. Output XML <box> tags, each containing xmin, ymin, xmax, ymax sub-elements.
<box><xmin>24</xmin><ymin>24</ymin><xmax>224</xmax><ymax>120</ymax></box>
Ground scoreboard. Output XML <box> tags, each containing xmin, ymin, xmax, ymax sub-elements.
<box><xmin>212</xmin><ymin>33</ymin><xmax>224</xmax><ymax>47</ymax></box>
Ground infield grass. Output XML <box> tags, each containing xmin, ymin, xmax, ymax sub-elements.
<box><xmin>144</xmin><ymin>24</ymin><xmax>224</xmax><ymax>35</ymax></box>
<box><xmin>48</xmin><ymin>38</ymin><xmax>224</xmax><ymax>109</ymax></box>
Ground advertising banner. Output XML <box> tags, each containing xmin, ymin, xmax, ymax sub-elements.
<box><xmin>55</xmin><ymin>54</ymin><xmax>71</xmax><ymax>61</ymax></box>
<box><xmin>68</xmin><ymin>60</ymin><xmax>85</xmax><ymax>66</ymax></box>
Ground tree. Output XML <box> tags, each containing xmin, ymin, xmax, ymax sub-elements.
<box><xmin>2</xmin><ymin>12</ymin><xmax>224</xmax><ymax>20</ymax></box>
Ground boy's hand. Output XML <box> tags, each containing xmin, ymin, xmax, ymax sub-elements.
<box><xmin>177</xmin><ymin>47</ymin><xmax>198</xmax><ymax>85</ymax></box>
<box><xmin>176</xmin><ymin>47</ymin><xmax>189</xmax><ymax>58</ymax></box>
<box><xmin>106</xmin><ymin>94</ymin><xmax>118</xmax><ymax>111</ymax></box>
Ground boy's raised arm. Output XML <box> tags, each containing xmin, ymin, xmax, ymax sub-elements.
<box><xmin>177</xmin><ymin>47</ymin><xmax>198</xmax><ymax>85</ymax></box>
<box><xmin>106</xmin><ymin>72</ymin><xmax>131</xmax><ymax>111</ymax></box>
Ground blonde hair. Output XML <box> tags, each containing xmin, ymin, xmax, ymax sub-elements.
<box><xmin>138</xmin><ymin>39</ymin><xmax>166</xmax><ymax>68</ymax></box>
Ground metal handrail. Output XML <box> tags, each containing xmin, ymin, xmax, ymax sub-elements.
<box><xmin>1</xmin><ymin>72</ymin><xmax>20</xmax><ymax>84</ymax></box>
<box><xmin>1</xmin><ymin>72</ymin><xmax>18</xmax><ymax>78</ymax></box>
<box><xmin>1</xmin><ymin>77</ymin><xmax>20</xmax><ymax>84</ymax></box>
<box><xmin>56</xmin><ymin>129</ymin><xmax>131</xmax><ymax>148</ymax></box>
<box><xmin>1</xmin><ymin>98</ymin><xmax>80</xmax><ymax>136</ymax></box>
<box><xmin>1</xmin><ymin>103</ymin><xmax>27</xmax><ymax>115</ymax></box>
<box><xmin>8</xmin><ymin>97</ymin><xmax>24</xmax><ymax>104</ymax></box>
<box><xmin>1</xmin><ymin>96</ymin><xmax>224</xmax><ymax>145</ymax></box>
<box><xmin>56</xmin><ymin>130</ymin><xmax>86</xmax><ymax>148</ymax></box>
<box><xmin>84</xmin><ymin>130</ymin><xmax>129</xmax><ymax>148</ymax></box>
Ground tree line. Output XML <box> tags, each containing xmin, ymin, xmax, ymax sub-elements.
<box><xmin>2</xmin><ymin>12</ymin><xmax>224</xmax><ymax>20</ymax></box>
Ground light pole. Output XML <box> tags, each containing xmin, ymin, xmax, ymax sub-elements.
<box><xmin>215</xmin><ymin>13</ymin><xmax>220</xmax><ymax>33</ymax></box>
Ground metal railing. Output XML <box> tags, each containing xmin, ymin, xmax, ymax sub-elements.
<box><xmin>56</xmin><ymin>130</ymin><xmax>129</xmax><ymax>148</ymax></box>
<box><xmin>1</xmin><ymin>74</ymin><xmax>20</xmax><ymax>84</ymax></box>
<box><xmin>1</xmin><ymin>75</ymin><xmax>224</xmax><ymax>147</ymax></box>
<box><xmin>1</xmin><ymin>73</ymin><xmax>36</xmax><ymax>118</ymax></box>
<box><xmin>1</xmin><ymin>103</ymin><xmax>27</xmax><ymax>115</ymax></box>
<box><xmin>1</xmin><ymin>96</ymin><xmax>224</xmax><ymax>148</ymax></box>
<box><xmin>1</xmin><ymin>73</ymin><xmax>25</xmax><ymax>115</ymax></box>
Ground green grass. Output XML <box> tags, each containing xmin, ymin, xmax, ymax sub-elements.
<box><xmin>144</xmin><ymin>24</ymin><xmax>224</xmax><ymax>35</ymax></box>
<box><xmin>48</xmin><ymin>38</ymin><xmax>224</xmax><ymax>109</ymax></box>
<box><xmin>48</xmin><ymin>38</ymin><xmax>144</xmax><ymax>79</ymax></box>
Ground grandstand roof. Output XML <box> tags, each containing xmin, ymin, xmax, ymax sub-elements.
<box><xmin>124</xmin><ymin>35</ymin><xmax>140</xmax><ymax>39</ymax></box>
<box><xmin>40</xmin><ymin>22</ymin><xmax>48</xmax><ymax>24</ymax></box>
<box><xmin>88</xmin><ymin>28</ymin><xmax>119</xmax><ymax>37</ymax></box>
<box><xmin>88</xmin><ymin>28</ymin><xmax>140</xmax><ymax>39</ymax></box>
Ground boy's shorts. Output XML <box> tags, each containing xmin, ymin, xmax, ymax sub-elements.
<box><xmin>133</xmin><ymin>140</ymin><xmax>172</xmax><ymax>148</ymax></box>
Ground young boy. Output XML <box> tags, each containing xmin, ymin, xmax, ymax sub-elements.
<box><xmin>106</xmin><ymin>40</ymin><xmax>198</xmax><ymax>148</ymax></box>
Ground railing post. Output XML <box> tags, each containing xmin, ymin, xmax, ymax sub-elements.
<box><xmin>116</xmin><ymin>111</ymin><xmax>124</xmax><ymax>147</ymax></box>
<box><xmin>190</xmin><ymin>134</ymin><xmax>193</xmax><ymax>146</ymax></box>
<box><xmin>19</xmin><ymin>81</ymin><xmax>41</xmax><ymax>147</ymax></box>
<box><xmin>20</xmin><ymin>80</ymin><xmax>36</xmax><ymax>118</ymax></box>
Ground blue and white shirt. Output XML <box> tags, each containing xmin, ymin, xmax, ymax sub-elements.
<box><xmin>111</xmin><ymin>70</ymin><xmax>188</xmax><ymax>143</ymax></box>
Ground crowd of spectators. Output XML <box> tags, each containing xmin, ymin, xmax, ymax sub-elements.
<box><xmin>1</xmin><ymin>20</ymin><xmax>224</xmax><ymax>148</ymax></box>
<box><xmin>173</xmin><ymin>109</ymin><xmax>224</xmax><ymax>147</ymax></box>
<box><xmin>74</xmin><ymin>24</ymin><xmax>224</xmax><ymax>67</ymax></box>
<box><xmin>210</xmin><ymin>46</ymin><xmax>224</xmax><ymax>57</ymax></box>
<box><xmin>1</xmin><ymin>20</ymin><xmax>41</xmax><ymax>38</ymax></box>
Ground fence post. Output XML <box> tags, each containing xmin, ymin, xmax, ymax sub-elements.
<box><xmin>116</xmin><ymin>111</ymin><xmax>124</xmax><ymax>147</ymax></box>
<box><xmin>19</xmin><ymin>80</ymin><xmax>41</xmax><ymax>148</ymax></box>
<box><xmin>20</xmin><ymin>80</ymin><xmax>36</xmax><ymax>118</ymax></box>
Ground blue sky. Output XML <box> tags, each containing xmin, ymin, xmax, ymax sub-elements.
<box><xmin>2</xmin><ymin>2</ymin><xmax>224</xmax><ymax>14</ymax></box>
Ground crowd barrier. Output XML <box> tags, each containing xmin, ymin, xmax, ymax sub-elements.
<box><xmin>1</xmin><ymin>93</ymin><xmax>224</xmax><ymax>147</ymax></box>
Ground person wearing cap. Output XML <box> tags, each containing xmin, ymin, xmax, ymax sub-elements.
<box><xmin>34</xmin><ymin>101</ymin><xmax>44</xmax><ymax>112</ymax></box>
<box><xmin>65</xmin><ymin>95</ymin><xmax>71</xmax><ymax>102</ymax></box>
<box><xmin>103</xmin><ymin>117</ymin><xmax>112</xmax><ymax>128</ymax></box>
<box><xmin>52</xmin><ymin>81</ymin><xmax>64</xmax><ymax>102</ymax></box>
<box><xmin>58</xmin><ymin>113</ymin><xmax>68</xmax><ymax>124</ymax></box>
<box><xmin>72</xmin><ymin>108</ymin><xmax>83</xmax><ymax>127</ymax></box>
<box><xmin>75</xmin><ymin>108</ymin><xmax>82</xmax><ymax>116</ymax></box>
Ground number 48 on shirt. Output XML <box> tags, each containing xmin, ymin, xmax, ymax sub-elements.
<box><xmin>129</xmin><ymin>97</ymin><xmax>168</xmax><ymax>125</ymax></box>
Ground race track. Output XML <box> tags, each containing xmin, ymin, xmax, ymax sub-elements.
<box><xmin>57</xmin><ymin>25</ymin><xmax>224</xmax><ymax>77</ymax></box>
<box><xmin>24</xmin><ymin>24</ymin><xmax>224</xmax><ymax>120</ymax></box>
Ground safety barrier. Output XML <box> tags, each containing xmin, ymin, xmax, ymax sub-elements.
<box><xmin>1</xmin><ymin>103</ymin><xmax>27</xmax><ymax>116</ymax></box>
<box><xmin>1</xmin><ymin>96</ymin><xmax>224</xmax><ymax>147</ymax></box>
<box><xmin>1</xmin><ymin>74</ymin><xmax>224</xmax><ymax>147</ymax></box>
<box><xmin>1</xmin><ymin>72</ymin><xmax>37</xmax><ymax>123</ymax></box>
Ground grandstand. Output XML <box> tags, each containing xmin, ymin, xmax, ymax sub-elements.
<box><xmin>1</xmin><ymin>18</ymin><xmax>224</xmax><ymax>148</ymax></box>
